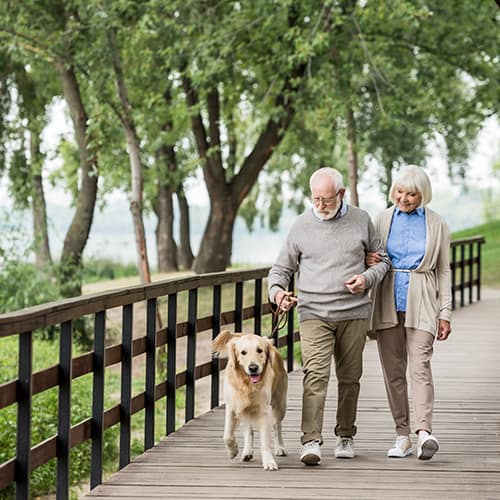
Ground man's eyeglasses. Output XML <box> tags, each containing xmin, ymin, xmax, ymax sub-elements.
<box><xmin>310</xmin><ymin>190</ymin><xmax>342</xmax><ymax>206</ymax></box>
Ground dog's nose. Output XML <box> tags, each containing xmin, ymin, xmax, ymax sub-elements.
<box><xmin>248</xmin><ymin>363</ymin><xmax>259</xmax><ymax>373</ymax></box>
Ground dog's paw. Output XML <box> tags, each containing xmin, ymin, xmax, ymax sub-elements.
<box><xmin>242</xmin><ymin>452</ymin><xmax>253</xmax><ymax>462</ymax></box>
<box><xmin>262</xmin><ymin>459</ymin><xmax>278</xmax><ymax>471</ymax></box>
<box><xmin>224</xmin><ymin>439</ymin><xmax>238</xmax><ymax>459</ymax></box>
<box><xmin>275</xmin><ymin>446</ymin><xmax>287</xmax><ymax>457</ymax></box>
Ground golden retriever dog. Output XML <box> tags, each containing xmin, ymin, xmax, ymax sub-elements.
<box><xmin>212</xmin><ymin>331</ymin><xmax>288</xmax><ymax>470</ymax></box>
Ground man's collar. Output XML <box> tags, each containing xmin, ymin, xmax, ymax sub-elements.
<box><xmin>395</xmin><ymin>206</ymin><xmax>424</xmax><ymax>216</ymax></box>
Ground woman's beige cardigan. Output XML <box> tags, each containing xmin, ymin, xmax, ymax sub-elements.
<box><xmin>370</xmin><ymin>206</ymin><xmax>452</xmax><ymax>336</ymax></box>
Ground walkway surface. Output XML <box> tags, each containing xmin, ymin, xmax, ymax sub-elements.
<box><xmin>87</xmin><ymin>289</ymin><xmax>500</xmax><ymax>500</ymax></box>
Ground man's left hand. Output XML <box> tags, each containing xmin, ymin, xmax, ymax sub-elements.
<box><xmin>344</xmin><ymin>274</ymin><xmax>366</xmax><ymax>294</ymax></box>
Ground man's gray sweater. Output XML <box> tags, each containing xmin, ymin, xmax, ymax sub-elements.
<box><xmin>268</xmin><ymin>205</ymin><xmax>389</xmax><ymax>322</ymax></box>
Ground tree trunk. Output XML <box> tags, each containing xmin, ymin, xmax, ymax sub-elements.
<box><xmin>345</xmin><ymin>106</ymin><xmax>359</xmax><ymax>207</ymax></box>
<box><xmin>29</xmin><ymin>131</ymin><xmax>52</xmax><ymax>270</ymax></box>
<box><xmin>108</xmin><ymin>28</ymin><xmax>152</xmax><ymax>285</ymax></box>
<box><xmin>56</xmin><ymin>62</ymin><xmax>98</xmax><ymax>298</ymax></box>
<box><xmin>154</xmin><ymin>96</ymin><xmax>179</xmax><ymax>273</ymax></box>
<box><xmin>126</xmin><ymin>125</ymin><xmax>152</xmax><ymax>284</ymax></box>
<box><xmin>155</xmin><ymin>171</ymin><xmax>178</xmax><ymax>272</ymax></box>
<box><xmin>176</xmin><ymin>188</ymin><xmax>194</xmax><ymax>270</ymax></box>
<box><xmin>183</xmin><ymin>56</ymin><xmax>307</xmax><ymax>273</ymax></box>
<box><xmin>193</xmin><ymin>192</ymin><xmax>237</xmax><ymax>273</ymax></box>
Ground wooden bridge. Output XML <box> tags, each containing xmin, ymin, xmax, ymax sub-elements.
<box><xmin>1</xmin><ymin>236</ymin><xmax>498</xmax><ymax>499</ymax></box>
<box><xmin>86</xmin><ymin>288</ymin><xmax>500</xmax><ymax>500</ymax></box>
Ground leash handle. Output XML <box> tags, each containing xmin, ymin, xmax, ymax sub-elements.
<box><xmin>270</xmin><ymin>293</ymin><xmax>292</xmax><ymax>341</ymax></box>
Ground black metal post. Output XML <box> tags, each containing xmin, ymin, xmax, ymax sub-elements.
<box><xmin>166</xmin><ymin>293</ymin><xmax>177</xmax><ymax>435</ymax></box>
<box><xmin>57</xmin><ymin>320</ymin><xmax>72</xmax><ymax>500</ymax></box>
<box><xmin>235</xmin><ymin>282</ymin><xmax>243</xmax><ymax>332</ymax></box>
<box><xmin>16</xmin><ymin>331</ymin><xmax>32</xmax><ymax>500</ymax></box>
<box><xmin>451</xmin><ymin>246</ymin><xmax>457</xmax><ymax>310</ymax></box>
<box><xmin>460</xmin><ymin>244</ymin><xmax>465</xmax><ymax>307</ymax></box>
<box><xmin>145</xmin><ymin>298</ymin><xmax>157</xmax><ymax>450</ymax></box>
<box><xmin>211</xmin><ymin>285</ymin><xmax>221</xmax><ymax>409</ymax></box>
<box><xmin>119</xmin><ymin>304</ymin><xmax>133</xmax><ymax>469</ymax></box>
<box><xmin>186</xmin><ymin>289</ymin><xmax>198</xmax><ymax>422</ymax></box>
<box><xmin>91</xmin><ymin>311</ymin><xmax>106</xmax><ymax>489</ymax></box>
<box><xmin>254</xmin><ymin>278</ymin><xmax>262</xmax><ymax>335</ymax></box>
<box><xmin>477</xmin><ymin>241</ymin><xmax>482</xmax><ymax>302</ymax></box>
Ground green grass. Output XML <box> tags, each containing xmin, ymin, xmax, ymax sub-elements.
<box><xmin>452</xmin><ymin>219</ymin><xmax>500</xmax><ymax>288</ymax></box>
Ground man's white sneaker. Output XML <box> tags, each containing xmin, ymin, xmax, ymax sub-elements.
<box><xmin>417</xmin><ymin>431</ymin><xmax>439</xmax><ymax>460</ymax></box>
<box><xmin>335</xmin><ymin>437</ymin><xmax>355</xmax><ymax>458</ymax></box>
<box><xmin>387</xmin><ymin>435</ymin><xmax>413</xmax><ymax>458</ymax></box>
<box><xmin>300</xmin><ymin>439</ymin><xmax>321</xmax><ymax>465</ymax></box>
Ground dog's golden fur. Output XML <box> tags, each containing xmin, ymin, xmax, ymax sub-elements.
<box><xmin>212</xmin><ymin>330</ymin><xmax>288</xmax><ymax>470</ymax></box>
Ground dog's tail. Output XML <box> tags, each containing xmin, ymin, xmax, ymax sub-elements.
<box><xmin>212</xmin><ymin>330</ymin><xmax>242</xmax><ymax>357</ymax></box>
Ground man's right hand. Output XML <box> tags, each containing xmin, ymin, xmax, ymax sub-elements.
<box><xmin>275</xmin><ymin>290</ymin><xmax>298</xmax><ymax>312</ymax></box>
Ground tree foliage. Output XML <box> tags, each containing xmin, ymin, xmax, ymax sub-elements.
<box><xmin>0</xmin><ymin>0</ymin><xmax>498</xmax><ymax>278</ymax></box>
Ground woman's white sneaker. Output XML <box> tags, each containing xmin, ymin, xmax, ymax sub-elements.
<box><xmin>417</xmin><ymin>431</ymin><xmax>439</xmax><ymax>460</ymax></box>
<box><xmin>387</xmin><ymin>435</ymin><xmax>413</xmax><ymax>458</ymax></box>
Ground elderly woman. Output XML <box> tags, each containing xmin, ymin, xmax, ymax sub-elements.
<box><xmin>368</xmin><ymin>164</ymin><xmax>452</xmax><ymax>461</ymax></box>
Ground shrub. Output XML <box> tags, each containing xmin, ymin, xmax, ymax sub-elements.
<box><xmin>82</xmin><ymin>258</ymin><xmax>138</xmax><ymax>284</ymax></box>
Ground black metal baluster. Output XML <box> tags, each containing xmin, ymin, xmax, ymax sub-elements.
<box><xmin>119</xmin><ymin>304</ymin><xmax>133</xmax><ymax>469</ymax></box>
<box><xmin>477</xmin><ymin>241</ymin><xmax>482</xmax><ymax>302</ymax></box>
<box><xmin>235</xmin><ymin>282</ymin><xmax>243</xmax><ymax>332</ymax></box>
<box><xmin>90</xmin><ymin>311</ymin><xmax>105</xmax><ymax>489</ymax></box>
<box><xmin>460</xmin><ymin>244</ymin><xmax>465</xmax><ymax>308</ymax></box>
<box><xmin>186</xmin><ymin>289</ymin><xmax>198</xmax><ymax>422</ymax></box>
<box><xmin>145</xmin><ymin>298</ymin><xmax>157</xmax><ymax>450</ymax></box>
<box><xmin>57</xmin><ymin>320</ymin><xmax>72</xmax><ymax>500</ymax></box>
<box><xmin>468</xmin><ymin>243</ymin><xmax>473</xmax><ymax>304</ymax></box>
<box><xmin>211</xmin><ymin>285</ymin><xmax>221</xmax><ymax>409</ymax></box>
<box><xmin>16</xmin><ymin>331</ymin><xmax>32</xmax><ymax>500</ymax></box>
<box><xmin>451</xmin><ymin>246</ymin><xmax>457</xmax><ymax>310</ymax></box>
<box><xmin>166</xmin><ymin>293</ymin><xmax>177</xmax><ymax>435</ymax></box>
<box><xmin>254</xmin><ymin>278</ymin><xmax>262</xmax><ymax>335</ymax></box>
<box><xmin>287</xmin><ymin>276</ymin><xmax>295</xmax><ymax>372</ymax></box>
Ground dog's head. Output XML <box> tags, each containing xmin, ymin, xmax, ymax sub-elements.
<box><xmin>213</xmin><ymin>331</ymin><xmax>275</xmax><ymax>385</ymax></box>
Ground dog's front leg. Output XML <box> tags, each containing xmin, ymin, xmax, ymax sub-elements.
<box><xmin>273</xmin><ymin>421</ymin><xmax>287</xmax><ymax>456</ymax></box>
<box><xmin>223</xmin><ymin>407</ymin><xmax>239</xmax><ymax>459</ymax></box>
<box><xmin>242</xmin><ymin>425</ymin><xmax>254</xmax><ymax>461</ymax></box>
<box><xmin>259</xmin><ymin>411</ymin><xmax>278</xmax><ymax>470</ymax></box>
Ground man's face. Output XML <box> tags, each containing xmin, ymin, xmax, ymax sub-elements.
<box><xmin>310</xmin><ymin>175</ymin><xmax>344</xmax><ymax>220</ymax></box>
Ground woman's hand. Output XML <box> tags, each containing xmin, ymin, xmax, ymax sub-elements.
<box><xmin>437</xmin><ymin>319</ymin><xmax>451</xmax><ymax>341</ymax></box>
<box><xmin>366</xmin><ymin>251</ymin><xmax>381</xmax><ymax>267</ymax></box>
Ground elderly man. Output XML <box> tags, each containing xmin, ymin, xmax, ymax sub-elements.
<box><xmin>268</xmin><ymin>167</ymin><xmax>389</xmax><ymax>465</ymax></box>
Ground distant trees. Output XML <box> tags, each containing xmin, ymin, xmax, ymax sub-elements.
<box><xmin>0</xmin><ymin>0</ymin><xmax>498</xmax><ymax>286</ymax></box>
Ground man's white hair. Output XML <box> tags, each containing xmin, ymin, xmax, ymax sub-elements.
<box><xmin>309</xmin><ymin>167</ymin><xmax>344</xmax><ymax>191</ymax></box>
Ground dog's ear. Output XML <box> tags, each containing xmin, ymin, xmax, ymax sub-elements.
<box><xmin>229</xmin><ymin>339</ymin><xmax>240</xmax><ymax>367</ymax></box>
<box><xmin>212</xmin><ymin>330</ymin><xmax>242</xmax><ymax>357</ymax></box>
<box><xmin>264</xmin><ymin>337</ymin><xmax>281</xmax><ymax>368</ymax></box>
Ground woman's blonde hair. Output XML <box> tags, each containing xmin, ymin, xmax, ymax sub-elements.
<box><xmin>389</xmin><ymin>164</ymin><xmax>432</xmax><ymax>206</ymax></box>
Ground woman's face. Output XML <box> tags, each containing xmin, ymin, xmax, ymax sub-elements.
<box><xmin>394</xmin><ymin>186</ymin><xmax>422</xmax><ymax>213</ymax></box>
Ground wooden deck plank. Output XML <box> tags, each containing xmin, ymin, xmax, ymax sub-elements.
<box><xmin>87</xmin><ymin>289</ymin><xmax>500</xmax><ymax>500</ymax></box>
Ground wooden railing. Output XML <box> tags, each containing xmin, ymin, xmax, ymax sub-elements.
<box><xmin>450</xmin><ymin>235</ymin><xmax>485</xmax><ymax>309</ymax></box>
<box><xmin>0</xmin><ymin>268</ymin><xmax>298</xmax><ymax>499</ymax></box>
<box><xmin>0</xmin><ymin>235</ymin><xmax>484</xmax><ymax>498</ymax></box>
